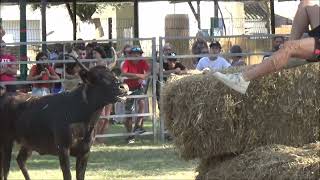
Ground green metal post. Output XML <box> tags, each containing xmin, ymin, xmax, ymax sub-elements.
<box><xmin>20</xmin><ymin>0</ymin><xmax>28</xmax><ymax>80</ymax></box>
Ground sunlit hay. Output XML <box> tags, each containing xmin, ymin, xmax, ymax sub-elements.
<box><xmin>161</xmin><ymin>64</ymin><xmax>320</xmax><ymax>160</ymax></box>
<box><xmin>199</xmin><ymin>142</ymin><xmax>320</xmax><ymax>180</ymax></box>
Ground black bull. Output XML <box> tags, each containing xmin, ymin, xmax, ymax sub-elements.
<box><xmin>0</xmin><ymin>56</ymin><xmax>128</xmax><ymax>180</ymax></box>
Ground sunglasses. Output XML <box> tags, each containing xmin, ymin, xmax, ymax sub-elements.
<box><xmin>131</xmin><ymin>47</ymin><xmax>142</xmax><ymax>52</ymax></box>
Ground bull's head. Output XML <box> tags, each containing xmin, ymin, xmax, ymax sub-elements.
<box><xmin>65</xmin><ymin>54</ymin><xmax>129</xmax><ymax>104</ymax></box>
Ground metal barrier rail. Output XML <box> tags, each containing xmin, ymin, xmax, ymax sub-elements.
<box><xmin>0</xmin><ymin>56</ymin><xmax>154</xmax><ymax>65</ymax></box>
<box><xmin>0</xmin><ymin>37</ymin><xmax>155</xmax><ymax>46</ymax></box>
<box><xmin>162</xmin><ymin>34</ymin><xmax>290</xmax><ymax>40</ymax></box>
<box><xmin>96</xmin><ymin>131</ymin><xmax>154</xmax><ymax>138</ymax></box>
<box><xmin>1</xmin><ymin>37</ymin><xmax>159</xmax><ymax>142</ymax></box>
<box><xmin>101</xmin><ymin>113</ymin><xmax>152</xmax><ymax>119</ymax></box>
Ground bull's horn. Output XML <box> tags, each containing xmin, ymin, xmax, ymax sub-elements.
<box><xmin>65</xmin><ymin>54</ymin><xmax>89</xmax><ymax>72</ymax></box>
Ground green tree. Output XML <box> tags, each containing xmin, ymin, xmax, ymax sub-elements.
<box><xmin>32</xmin><ymin>2</ymin><xmax>131</xmax><ymax>38</ymax></box>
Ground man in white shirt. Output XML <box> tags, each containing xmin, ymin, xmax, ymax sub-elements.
<box><xmin>196</xmin><ymin>41</ymin><xmax>230</xmax><ymax>71</ymax></box>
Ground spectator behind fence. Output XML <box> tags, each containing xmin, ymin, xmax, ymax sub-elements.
<box><xmin>85</xmin><ymin>42</ymin><xmax>96</xmax><ymax>60</ymax></box>
<box><xmin>92</xmin><ymin>45</ymin><xmax>118</xmax><ymax>139</ymax></box>
<box><xmin>0</xmin><ymin>40</ymin><xmax>18</xmax><ymax>93</ymax></box>
<box><xmin>27</xmin><ymin>52</ymin><xmax>60</xmax><ymax>96</ymax></box>
<box><xmin>163</xmin><ymin>52</ymin><xmax>187</xmax><ymax>78</ymax></box>
<box><xmin>117</xmin><ymin>44</ymin><xmax>132</xmax><ymax>59</ymax></box>
<box><xmin>263</xmin><ymin>36</ymin><xmax>285</xmax><ymax>60</ymax></box>
<box><xmin>0</xmin><ymin>25</ymin><xmax>5</xmax><ymax>41</ymax></box>
<box><xmin>162</xmin><ymin>43</ymin><xmax>174</xmax><ymax>57</ymax></box>
<box><xmin>229</xmin><ymin>45</ymin><xmax>247</xmax><ymax>66</ymax></box>
<box><xmin>121</xmin><ymin>46</ymin><xmax>149</xmax><ymax>144</ymax></box>
<box><xmin>61</xmin><ymin>55</ymin><xmax>81</xmax><ymax>92</ymax></box>
<box><xmin>0</xmin><ymin>83</ymin><xmax>5</xmax><ymax>96</ymax></box>
<box><xmin>196</xmin><ymin>41</ymin><xmax>230</xmax><ymax>71</ymax></box>
<box><xmin>192</xmin><ymin>30</ymin><xmax>209</xmax><ymax>66</ymax></box>
<box><xmin>155</xmin><ymin>51</ymin><xmax>187</xmax><ymax>111</ymax></box>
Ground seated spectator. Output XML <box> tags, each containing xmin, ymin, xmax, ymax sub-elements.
<box><xmin>0</xmin><ymin>40</ymin><xmax>18</xmax><ymax>93</ymax></box>
<box><xmin>196</xmin><ymin>41</ymin><xmax>230</xmax><ymax>71</ymax></box>
<box><xmin>27</xmin><ymin>52</ymin><xmax>59</xmax><ymax>96</ymax></box>
<box><xmin>263</xmin><ymin>36</ymin><xmax>285</xmax><ymax>60</ymax></box>
<box><xmin>121</xmin><ymin>46</ymin><xmax>149</xmax><ymax>144</ymax></box>
<box><xmin>229</xmin><ymin>45</ymin><xmax>247</xmax><ymax>66</ymax></box>
<box><xmin>192</xmin><ymin>30</ymin><xmax>209</xmax><ymax>66</ymax></box>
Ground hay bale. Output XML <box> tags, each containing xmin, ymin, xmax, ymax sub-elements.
<box><xmin>201</xmin><ymin>142</ymin><xmax>320</xmax><ymax>180</ymax></box>
<box><xmin>162</xmin><ymin>64</ymin><xmax>320</xmax><ymax>160</ymax></box>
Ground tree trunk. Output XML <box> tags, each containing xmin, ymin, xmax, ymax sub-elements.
<box><xmin>65</xmin><ymin>3</ymin><xmax>76</xmax><ymax>32</ymax></box>
<box><xmin>92</xmin><ymin>18</ymin><xmax>104</xmax><ymax>38</ymax></box>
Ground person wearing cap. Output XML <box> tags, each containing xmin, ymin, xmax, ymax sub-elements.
<box><xmin>0</xmin><ymin>40</ymin><xmax>18</xmax><ymax>93</ymax></box>
<box><xmin>163</xmin><ymin>52</ymin><xmax>187</xmax><ymax>78</ymax></box>
<box><xmin>121</xmin><ymin>46</ymin><xmax>150</xmax><ymax>143</ymax></box>
<box><xmin>196</xmin><ymin>41</ymin><xmax>230</xmax><ymax>71</ymax></box>
<box><xmin>229</xmin><ymin>45</ymin><xmax>246</xmax><ymax>66</ymax></box>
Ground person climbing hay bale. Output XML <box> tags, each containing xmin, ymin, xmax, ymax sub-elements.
<box><xmin>161</xmin><ymin>64</ymin><xmax>320</xmax><ymax>160</ymax></box>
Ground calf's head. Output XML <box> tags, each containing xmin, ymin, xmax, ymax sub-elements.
<box><xmin>66</xmin><ymin>55</ymin><xmax>129</xmax><ymax>104</ymax></box>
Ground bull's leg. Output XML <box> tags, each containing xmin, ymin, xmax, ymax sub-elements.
<box><xmin>0</xmin><ymin>148</ymin><xmax>4</xmax><ymax>180</ymax></box>
<box><xmin>3</xmin><ymin>140</ymin><xmax>13</xmax><ymax>180</ymax></box>
<box><xmin>76</xmin><ymin>153</ymin><xmax>89</xmax><ymax>180</ymax></box>
<box><xmin>57</xmin><ymin>147</ymin><xmax>72</xmax><ymax>180</ymax></box>
<box><xmin>16</xmin><ymin>146</ymin><xmax>32</xmax><ymax>180</ymax></box>
<box><xmin>76</xmin><ymin>126</ymin><xmax>95</xmax><ymax>180</ymax></box>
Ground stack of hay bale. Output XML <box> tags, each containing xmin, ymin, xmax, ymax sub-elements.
<box><xmin>161</xmin><ymin>64</ymin><xmax>320</xmax><ymax>179</ymax></box>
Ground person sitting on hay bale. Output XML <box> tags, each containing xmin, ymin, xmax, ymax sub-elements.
<box><xmin>212</xmin><ymin>0</ymin><xmax>320</xmax><ymax>94</ymax></box>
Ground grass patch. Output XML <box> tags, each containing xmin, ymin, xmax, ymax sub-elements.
<box><xmin>8</xmin><ymin>121</ymin><xmax>197</xmax><ymax>179</ymax></box>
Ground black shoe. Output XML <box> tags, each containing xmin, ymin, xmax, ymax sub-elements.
<box><xmin>126</xmin><ymin>136</ymin><xmax>135</xmax><ymax>144</ymax></box>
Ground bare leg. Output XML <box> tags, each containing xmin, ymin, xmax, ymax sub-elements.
<box><xmin>124</xmin><ymin>118</ymin><xmax>133</xmax><ymax>133</ymax></box>
<box><xmin>98</xmin><ymin>104</ymin><xmax>112</xmax><ymax>134</ymax></box>
<box><xmin>134</xmin><ymin>99</ymin><xmax>145</xmax><ymax>128</ymax></box>
<box><xmin>290</xmin><ymin>0</ymin><xmax>320</xmax><ymax>40</ymax></box>
<box><xmin>243</xmin><ymin>38</ymin><xmax>315</xmax><ymax>81</ymax></box>
<box><xmin>16</xmin><ymin>147</ymin><xmax>32</xmax><ymax>180</ymax></box>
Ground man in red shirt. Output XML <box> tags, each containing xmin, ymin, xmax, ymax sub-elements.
<box><xmin>0</xmin><ymin>41</ymin><xmax>18</xmax><ymax>93</ymax></box>
<box><xmin>121</xmin><ymin>46</ymin><xmax>149</xmax><ymax>143</ymax></box>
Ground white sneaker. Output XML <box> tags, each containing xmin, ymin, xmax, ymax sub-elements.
<box><xmin>212</xmin><ymin>72</ymin><xmax>250</xmax><ymax>94</ymax></box>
